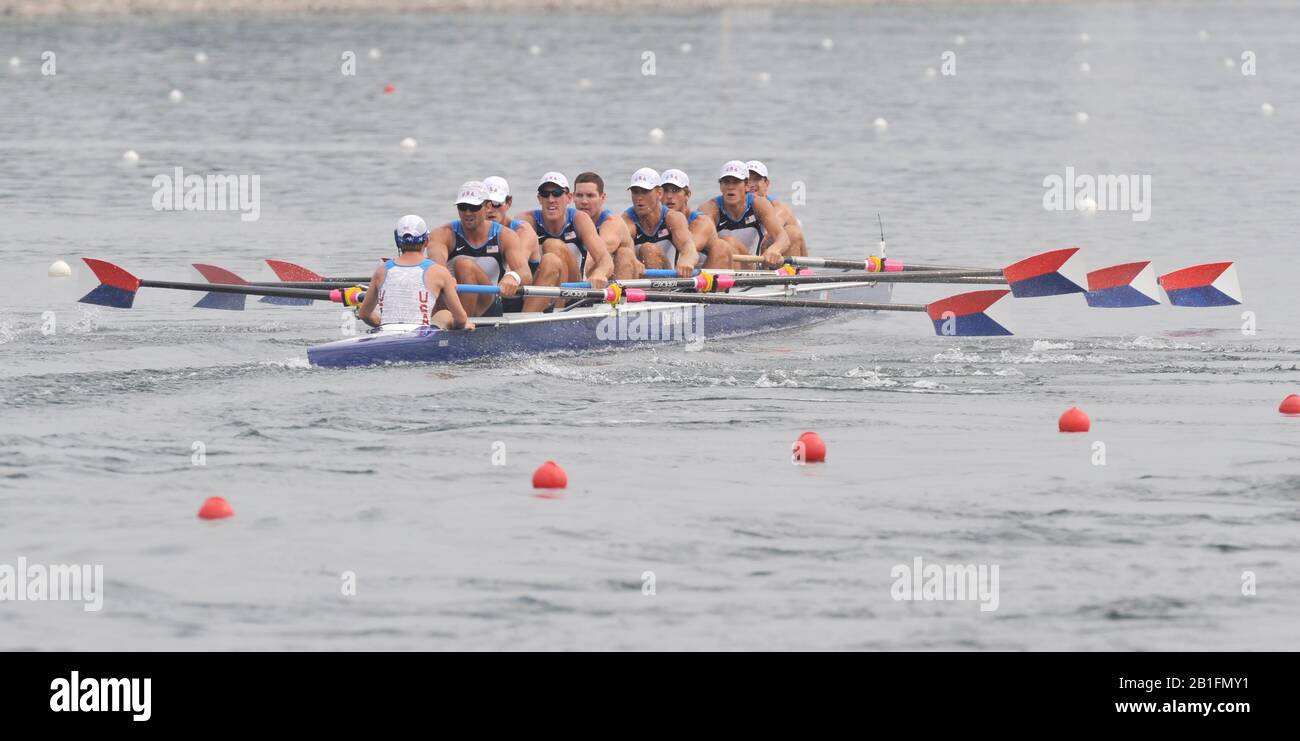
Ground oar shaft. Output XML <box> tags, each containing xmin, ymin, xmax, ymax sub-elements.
<box><xmin>139</xmin><ymin>279</ymin><xmax>336</xmax><ymax>300</ymax></box>
<box><xmin>733</xmin><ymin>254</ymin><xmax>998</xmax><ymax>274</ymax></box>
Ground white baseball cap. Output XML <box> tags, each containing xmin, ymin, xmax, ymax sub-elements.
<box><xmin>746</xmin><ymin>160</ymin><xmax>769</xmax><ymax>178</ymax></box>
<box><xmin>538</xmin><ymin>171</ymin><xmax>570</xmax><ymax>191</ymax></box>
<box><xmin>483</xmin><ymin>176</ymin><xmax>510</xmax><ymax>203</ymax></box>
<box><xmin>718</xmin><ymin>160</ymin><xmax>748</xmax><ymax>181</ymax></box>
<box><xmin>661</xmin><ymin>169</ymin><xmax>690</xmax><ymax>188</ymax></box>
<box><xmin>394</xmin><ymin>214</ymin><xmax>429</xmax><ymax>245</ymax></box>
<box><xmin>627</xmin><ymin>167</ymin><xmax>662</xmax><ymax>191</ymax></box>
<box><xmin>455</xmin><ymin>180</ymin><xmax>487</xmax><ymax>206</ymax></box>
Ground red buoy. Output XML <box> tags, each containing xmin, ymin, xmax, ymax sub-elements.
<box><xmin>383</xmin><ymin>84</ymin><xmax>395</xmax><ymax>94</ymax></box>
<box><xmin>198</xmin><ymin>496</ymin><xmax>233</xmax><ymax>520</ymax></box>
<box><xmin>795</xmin><ymin>431</ymin><xmax>827</xmax><ymax>462</ymax></box>
<box><xmin>532</xmin><ymin>460</ymin><xmax>568</xmax><ymax>489</ymax></box>
<box><xmin>1058</xmin><ymin>406</ymin><xmax>1090</xmax><ymax>433</ymax></box>
<box><xmin>1280</xmin><ymin>394</ymin><xmax>1300</xmax><ymax>415</ymax></box>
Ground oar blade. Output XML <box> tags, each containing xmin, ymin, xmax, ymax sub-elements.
<box><xmin>191</xmin><ymin>263</ymin><xmax>248</xmax><ymax>311</ymax></box>
<box><xmin>1084</xmin><ymin>261</ymin><xmax>1161</xmax><ymax>308</ymax></box>
<box><xmin>266</xmin><ymin>259</ymin><xmax>323</xmax><ymax>282</ymax></box>
<box><xmin>1003</xmin><ymin>247</ymin><xmax>1088</xmax><ymax>298</ymax></box>
<box><xmin>79</xmin><ymin>258</ymin><xmax>140</xmax><ymax>308</ymax></box>
<box><xmin>927</xmin><ymin>289</ymin><xmax>1013</xmax><ymax>336</ymax></box>
<box><xmin>1158</xmin><ymin>262</ymin><xmax>1242</xmax><ymax>307</ymax></box>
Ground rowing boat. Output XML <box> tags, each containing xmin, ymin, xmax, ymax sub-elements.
<box><xmin>306</xmin><ymin>280</ymin><xmax>892</xmax><ymax>368</ymax></box>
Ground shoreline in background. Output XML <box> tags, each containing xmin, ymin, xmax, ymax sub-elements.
<box><xmin>1</xmin><ymin>0</ymin><xmax>1080</xmax><ymax>18</ymax></box>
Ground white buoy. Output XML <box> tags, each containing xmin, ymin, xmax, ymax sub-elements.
<box><xmin>1261</xmin><ymin>102</ymin><xmax>1275</xmax><ymax>116</ymax></box>
<box><xmin>48</xmin><ymin>260</ymin><xmax>72</xmax><ymax>278</ymax></box>
<box><xmin>821</xmin><ymin>38</ymin><xmax>834</xmax><ymax>51</ymax></box>
<box><xmin>194</xmin><ymin>51</ymin><xmax>208</xmax><ymax>64</ymax></box>
<box><xmin>953</xmin><ymin>34</ymin><xmax>966</xmax><ymax>46</ymax></box>
<box><xmin>925</xmin><ymin>67</ymin><xmax>937</xmax><ymax>79</ymax></box>
<box><xmin>7</xmin><ymin>56</ymin><xmax>19</xmax><ymax>68</ymax></box>
<box><xmin>122</xmin><ymin>149</ymin><xmax>139</xmax><ymax>163</ymax></box>
<box><xmin>1080</xmin><ymin>62</ymin><xmax>1091</xmax><ymax>73</ymax></box>
<box><xmin>648</xmin><ymin>127</ymin><xmax>665</xmax><ymax>144</ymax></box>
<box><xmin>576</xmin><ymin>78</ymin><xmax>592</xmax><ymax>90</ymax></box>
<box><xmin>680</xmin><ymin>42</ymin><xmax>692</xmax><ymax>54</ymax></box>
<box><xmin>168</xmin><ymin>89</ymin><xmax>184</xmax><ymax>103</ymax></box>
<box><xmin>1081</xmin><ymin>197</ymin><xmax>1098</xmax><ymax>213</ymax></box>
<box><xmin>757</xmin><ymin>71</ymin><xmax>771</xmax><ymax>84</ymax></box>
<box><xmin>873</xmin><ymin>117</ymin><xmax>888</xmax><ymax>132</ymax></box>
<box><xmin>399</xmin><ymin>137</ymin><xmax>417</xmax><ymax>149</ymax></box>
<box><xmin>1197</xmin><ymin>30</ymin><xmax>1209</xmax><ymax>41</ymax></box>
<box><xmin>1224</xmin><ymin>57</ymin><xmax>1236</xmax><ymax>68</ymax></box>
<box><xmin>368</xmin><ymin>48</ymin><xmax>381</xmax><ymax>60</ymax></box>
<box><xmin>1080</xmin><ymin>32</ymin><xmax>1091</xmax><ymax>43</ymax></box>
<box><xmin>1076</xmin><ymin>111</ymin><xmax>1089</xmax><ymax>124</ymax></box>
<box><xmin>528</xmin><ymin>45</ymin><xmax>542</xmax><ymax>56</ymax></box>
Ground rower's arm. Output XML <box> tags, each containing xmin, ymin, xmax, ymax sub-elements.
<box><xmin>753</xmin><ymin>197</ymin><xmax>791</xmax><ymax>266</ymax></box>
<box><xmin>575</xmin><ymin>211</ymin><xmax>613</xmax><ymax>286</ymax></box>
<box><xmin>428</xmin><ymin>263</ymin><xmax>473</xmax><ymax>330</ymax></box>
<box><xmin>515</xmin><ymin>221</ymin><xmax>541</xmax><ymax>273</ymax></box>
<box><xmin>425</xmin><ymin>226</ymin><xmax>453</xmax><ymax>264</ymax></box>
<box><xmin>598</xmin><ymin>218</ymin><xmax>626</xmax><ymax>254</ymax></box>
<box><xmin>356</xmin><ymin>264</ymin><xmax>385</xmax><ymax>327</ymax></box>
<box><xmin>498</xmin><ymin>228</ymin><xmax>531</xmax><ymax>297</ymax></box>
<box><xmin>666</xmin><ymin>209</ymin><xmax>697</xmax><ymax>276</ymax></box>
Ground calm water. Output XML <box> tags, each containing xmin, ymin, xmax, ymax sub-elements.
<box><xmin>2</xmin><ymin>1</ymin><xmax>1299</xmax><ymax>650</ymax></box>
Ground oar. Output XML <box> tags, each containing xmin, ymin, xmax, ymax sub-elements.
<box><xmin>732</xmin><ymin>254</ymin><xmax>998</xmax><ymax>274</ymax></box>
<box><xmin>81</xmin><ymin>259</ymin><xmax>484</xmax><ymax>311</ymax></box>
<box><xmin>561</xmin><ymin>271</ymin><xmax>1007</xmax><ymax>291</ymax></box>
<box><xmin>741</xmin><ymin>250</ymin><xmax>1242</xmax><ymax>308</ymax></box>
<box><xmin>454</xmin><ymin>284</ymin><xmax>1014</xmax><ymax>336</ymax></box>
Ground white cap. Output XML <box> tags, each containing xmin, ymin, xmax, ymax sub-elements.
<box><xmin>627</xmin><ymin>167</ymin><xmax>662</xmax><ymax>190</ymax></box>
<box><xmin>718</xmin><ymin>160</ymin><xmax>748</xmax><ymax>181</ymax></box>
<box><xmin>482</xmin><ymin>176</ymin><xmax>510</xmax><ymax>203</ymax></box>
<box><xmin>455</xmin><ymin>180</ymin><xmax>487</xmax><ymax>206</ymax></box>
<box><xmin>746</xmin><ymin>160</ymin><xmax>769</xmax><ymax>178</ymax></box>
<box><xmin>394</xmin><ymin>214</ymin><xmax>429</xmax><ymax>245</ymax></box>
<box><xmin>538</xmin><ymin>171</ymin><xmax>570</xmax><ymax>191</ymax></box>
<box><xmin>661</xmin><ymin>168</ymin><xmax>690</xmax><ymax>188</ymax></box>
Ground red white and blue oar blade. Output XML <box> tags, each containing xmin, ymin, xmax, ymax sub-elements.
<box><xmin>1003</xmin><ymin>247</ymin><xmax>1088</xmax><ymax>298</ymax></box>
<box><xmin>191</xmin><ymin>263</ymin><xmax>248</xmax><ymax>311</ymax></box>
<box><xmin>1084</xmin><ymin>261</ymin><xmax>1161</xmax><ymax>308</ymax></box>
<box><xmin>262</xmin><ymin>260</ymin><xmax>322</xmax><ymax>304</ymax></box>
<box><xmin>1158</xmin><ymin>262</ymin><xmax>1242</xmax><ymax>307</ymax></box>
<box><xmin>266</xmin><ymin>259</ymin><xmax>323</xmax><ymax>282</ymax></box>
<box><xmin>79</xmin><ymin>258</ymin><xmax>141</xmax><ymax>308</ymax></box>
<box><xmin>926</xmin><ymin>289</ymin><xmax>1013</xmax><ymax>336</ymax></box>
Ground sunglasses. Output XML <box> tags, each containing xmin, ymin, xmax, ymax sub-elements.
<box><xmin>457</xmin><ymin>202</ymin><xmax>484</xmax><ymax>212</ymax></box>
<box><xmin>488</xmin><ymin>201</ymin><xmax>505</xmax><ymax>209</ymax></box>
<box><xmin>538</xmin><ymin>188</ymin><xmax>567</xmax><ymax>199</ymax></box>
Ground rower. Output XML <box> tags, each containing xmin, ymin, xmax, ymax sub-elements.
<box><xmin>571</xmin><ymin>171</ymin><xmax>637</xmax><ymax>280</ymax></box>
<box><xmin>659</xmin><ymin>168</ymin><xmax>732</xmax><ymax>270</ymax></box>
<box><xmin>746</xmin><ymin>160</ymin><xmax>807</xmax><ymax>257</ymax></box>
<box><xmin>620</xmin><ymin>167</ymin><xmax>697</xmax><ymax>278</ymax></box>
<box><xmin>518</xmin><ymin>171</ymin><xmax>613</xmax><ymax>292</ymax></box>
<box><xmin>697</xmin><ymin>160</ymin><xmax>790</xmax><ymax>269</ymax></box>
<box><xmin>483</xmin><ymin>175</ymin><xmax>563</xmax><ymax>312</ymax></box>
<box><xmin>354</xmin><ymin>215</ymin><xmax>474</xmax><ymax>331</ymax></box>
<box><xmin>426</xmin><ymin>181</ymin><xmax>532</xmax><ymax>318</ymax></box>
